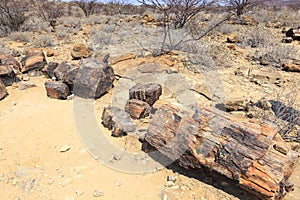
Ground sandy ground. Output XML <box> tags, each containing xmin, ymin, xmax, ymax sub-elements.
<box><xmin>0</xmin><ymin>73</ymin><xmax>299</xmax><ymax>200</ymax></box>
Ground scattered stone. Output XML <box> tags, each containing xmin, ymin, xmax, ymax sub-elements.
<box><xmin>28</xmin><ymin>70</ymin><xmax>43</xmax><ymax>77</ymax></box>
<box><xmin>46</xmin><ymin>49</ymin><xmax>55</xmax><ymax>57</ymax></box>
<box><xmin>129</xmin><ymin>83</ymin><xmax>162</xmax><ymax>106</ymax></box>
<box><xmin>216</xmin><ymin>99</ymin><xmax>250</xmax><ymax>112</ymax></box>
<box><xmin>0</xmin><ymin>54</ymin><xmax>21</xmax><ymax>71</ymax></box>
<box><xmin>60</xmin><ymin>145</ymin><xmax>70</xmax><ymax>152</ymax></box>
<box><xmin>67</xmin><ymin>94</ymin><xmax>75</xmax><ymax>101</ymax></box>
<box><xmin>256</xmin><ymin>98</ymin><xmax>272</xmax><ymax>110</ymax></box>
<box><xmin>111</xmin><ymin>53</ymin><xmax>135</xmax><ymax>65</ymax></box>
<box><xmin>61</xmin><ymin>177</ymin><xmax>72</xmax><ymax>187</ymax></box>
<box><xmin>165</xmin><ymin>181</ymin><xmax>174</xmax><ymax>187</ymax></box>
<box><xmin>282</xmin><ymin>37</ymin><xmax>293</xmax><ymax>43</ymax></box>
<box><xmin>125</xmin><ymin>99</ymin><xmax>151</xmax><ymax>119</ymax></box>
<box><xmin>42</xmin><ymin>62</ymin><xmax>59</xmax><ymax>78</ymax></box>
<box><xmin>76</xmin><ymin>189</ymin><xmax>83</xmax><ymax>195</ymax></box>
<box><xmin>167</xmin><ymin>175</ymin><xmax>176</xmax><ymax>183</ymax></box>
<box><xmin>0</xmin><ymin>79</ymin><xmax>8</xmax><ymax>100</ymax></box>
<box><xmin>18</xmin><ymin>81</ymin><xmax>37</xmax><ymax>91</ymax></box>
<box><xmin>93</xmin><ymin>190</ymin><xmax>104</xmax><ymax>197</ymax></box>
<box><xmin>0</xmin><ymin>65</ymin><xmax>16</xmax><ymax>86</ymax></box>
<box><xmin>45</xmin><ymin>81</ymin><xmax>70</xmax><ymax>100</ymax></box>
<box><xmin>226</xmin><ymin>34</ymin><xmax>240</xmax><ymax>43</ymax></box>
<box><xmin>22</xmin><ymin>74</ymin><xmax>30</xmax><ymax>81</ymax></box>
<box><xmin>283</xmin><ymin>63</ymin><xmax>300</xmax><ymax>72</ymax></box>
<box><xmin>71</xmin><ymin>44</ymin><xmax>89</xmax><ymax>59</ymax></box>
<box><xmin>101</xmin><ymin>106</ymin><xmax>136</xmax><ymax>137</ymax></box>
<box><xmin>73</xmin><ymin>59</ymin><xmax>114</xmax><ymax>98</ymax></box>
<box><xmin>54</xmin><ymin>61</ymin><xmax>72</xmax><ymax>81</ymax></box>
<box><xmin>21</xmin><ymin>52</ymin><xmax>47</xmax><ymax>73</ymax></box>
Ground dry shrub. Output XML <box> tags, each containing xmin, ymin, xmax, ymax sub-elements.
<box><xmin>9</xmin><ymin>31</ymin><xmax>32</xmax><ymax>43</ymax></box>
<box><xmin>33</xmin><ymin>35</ymin><xmax>55</xmax><ymax>47</ymax></box>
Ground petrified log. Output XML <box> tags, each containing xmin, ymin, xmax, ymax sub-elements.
<box><xmin>73</xmin><ymin>59</ymin><xmax>114</xmax><ymax>98</ymax></box>
<box><xmin>21</xmin><ymin>52</ymin><xmax>47</xmax><ymax>73</ymax></box>
<box><xmin>146</xmin><ymin>104</ymin><xmax>299</xmax><ymax>200</ymax></box>
<box><xmin>125</xmin><ymin>99</ymin><xmax>151</xmax><ymax>119</ymax></box>
<box><xmin>54</xmin><ymin>61</ymin><xmax>72</xmax><ymax>81</ymax></box>
<box><xmin>129</xmin><ymin>83</ymin><xmax>162</xmax><ymax>106</ymax></box>
<box><xmin>45</xmin><ymin>81</ymin><xmax>70</xmax><ymax>100</ymax></box>
<box><xmin>102</xmin><ymin>106</ymin><xmax>136</xmax><ymax>137</ymax></box>
<box><xmin>42</xmin><ymin>62</ymin><xmax>59</xmax><ymax>78</ymax></box>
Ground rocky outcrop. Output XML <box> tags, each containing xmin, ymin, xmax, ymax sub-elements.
<box><xmin>73</xmin><ymin>59</ymin><xmax>114</xmax><ymax>98</ymax></box>
<box><xmin>0</xmin><ymin>79</ymin><xmax>8</xmax><ymax>100</ymax></box>
<box><xmin>45</xmin><ymin>81</ymin><xmax>70</xmax><ymax>100</ymax></box>
<box><xmin>129</xmin><ymin>83</ymin><xmax>162</xmax><ymax>106</ymax></box>
<box><xmin>125</xmin><ymin>99</ymin><xmax>151</xmax><ymax>119</ymax></box>
<box><xmin>101</xmin><ymin>106</ymin><xmax>136</xmax><ymax>137</ymax></box>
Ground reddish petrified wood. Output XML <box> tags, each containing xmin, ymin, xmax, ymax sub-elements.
<box><xmin>146</xmin><ymin>104</ymin><xmax>299</xmax><ymax>200</ymax></box>
<box><xmin>129</xmin><ymin>83</ymin><xmax>162</xmax><ymax>106</ymax></box>
<box><xmin>125</xmin><ymin>99</ymin><xmax>151</xmax><ymax>119</ymax></box>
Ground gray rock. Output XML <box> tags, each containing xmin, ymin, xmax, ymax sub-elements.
<box><xmin>0</xmin><ymin>65</ymin><xmax>16</xmax><ymax>86</ymax></box>
<box><xmin>0</xmin><ymin>79</ymin><xmax>8</xmax><ymax>100</ymax></box>
<box><xmin>45</xmin><ymin>81</ymin><xmax>70</xmax><ymax>100</ymax></box>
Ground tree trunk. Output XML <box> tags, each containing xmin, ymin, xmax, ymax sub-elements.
<box><xmin>146</xmin><ymin>104</ymin><xmax>299</xmax><ymax>200</ymax></box>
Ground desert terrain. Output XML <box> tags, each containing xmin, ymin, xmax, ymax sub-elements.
<box><xmin>0</xmin><ymin>1</ymin><xmax>300</xmax><ymax>200</ymax></box>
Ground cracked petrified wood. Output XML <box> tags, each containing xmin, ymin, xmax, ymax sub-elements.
<box><xmin>146</xmin><ymin>104</ymin><xmax>299</xmax><ymax>200</ymax></box>
<box><xmin>129</xmin><ymin>83</ymin><xmax>162</xmax><ymax>106</ymax></box>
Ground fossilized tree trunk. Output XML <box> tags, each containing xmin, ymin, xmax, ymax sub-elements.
<box><xmin>146</xmin><ymin>104</ymin><xmax>299</xmax><ymax>200</ymax></box>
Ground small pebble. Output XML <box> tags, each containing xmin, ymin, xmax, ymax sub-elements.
<box><xmin>61</xmin><ymin>178</ymin><xmax>72</xmax><ymax>187</ymax></box>
<box><xmin>11</xmin><ymin>101</ymin><xmax>17</xmax><ymax>106</ymax></box>
<box><xmin>93</xmin><ymin>189</ymin><xmax>104</xmax><ymax>197</ymax></box>
<box><xmin>60</xmin><ymin>145</ymin><xmax>70</xmax><ymax>152</ymax></box>
<box><xmin>76</xmin><ymin>189</ymin><xmax>83</xmax><ymax>195</ymax></box>
<box><xmin>167</xmin><ymin>175</ymin><xmax>176</xmax><ymax>183</ymax></box>
<box><xmin>165</xmin><ymin>181</ymin><xmax>174</xmax><ymax>187</ymax></box>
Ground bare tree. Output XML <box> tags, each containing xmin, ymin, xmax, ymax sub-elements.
<box><xmin>0</xmin><ymin>0</ymin><xmax>28</xmax><ymax>33</ymax></box>
<box><xmin>138</xmin><ymin>0</ymin><xmax>218</xmax><ymax>29</ymax></box>
<box><xmin>222</xmin><ymin>0</ymin><xmax>265</xmax><ymax>16</ymax></box>
<box><xmin>32</xmin><ymin>0</ymin><xmax>65</xmax><ymax>21</ymax></box>
<box><xmin>73</xmin><ymin>0</ymin><xmax>98</xmax><ymax>17</ymax></box>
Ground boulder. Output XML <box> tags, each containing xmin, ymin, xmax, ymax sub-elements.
<box><xmin>42</xmin><ymin>62</ymin><xmax>59</xmax><ymax>78</ymax></box>
<box><xmin>44</xmin><ymin>81</ymin><xmax>70</xmax><ymax>100</ymax></box>
<box><xmin>53</xmin><ymin>61</ymin><xmax>72</xmax><ymax>81</ymax></box>
<box><xmin>73</xmin><ymin>59</ymin><xmax>114</xmax><ymax>98</ymax></box>
<box><xmin>0</xmin><ymin>65</ymin><xmax>16</xmax><ymax>86</ymax></box>
<box><xmin>125</xmin><ymin>99</ymin><xmax>151</xmax><ymax>119</ymax></box>
<box><xmin>71</xmin><ymin>44</ymin><xmax>89</xmax><ymax>59</ymax></box>
<box><xmin>283</xmin><ymin>63</ymin><xmax>300</xmax><ymax>72</ymax></box>
<box><xmin>21</xmin><ymin>52</ymin><xmax>47</xmax><ymax>73</ymax></box>
<box><xmin>129</xmin><ymin>83</ymin><xmax>162</xmax><ymax>106</ymax></box>
<box><xmin>0</xmin><ymin>54</ymin><xmax>21</xmax><ymax>71</ymax></box>
<box><xmin>101</xmin><ymin>106</ymin><xmax>136</xmax><ymax>137</ymax></box>
<box><xmin>62</xmin><ymin>67</ymin><xmax>79</xmax><ymax>91</ymax></box>
<box><xmin>0</xmin><ymin>79</ymin><xmax>8</xmax><ymax>100</ymax></box>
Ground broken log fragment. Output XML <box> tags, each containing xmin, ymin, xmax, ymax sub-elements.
<box><xmin>146</xmin><ymin>104</ymin><xmax>299</xmax><ymax>200</ymax></box>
